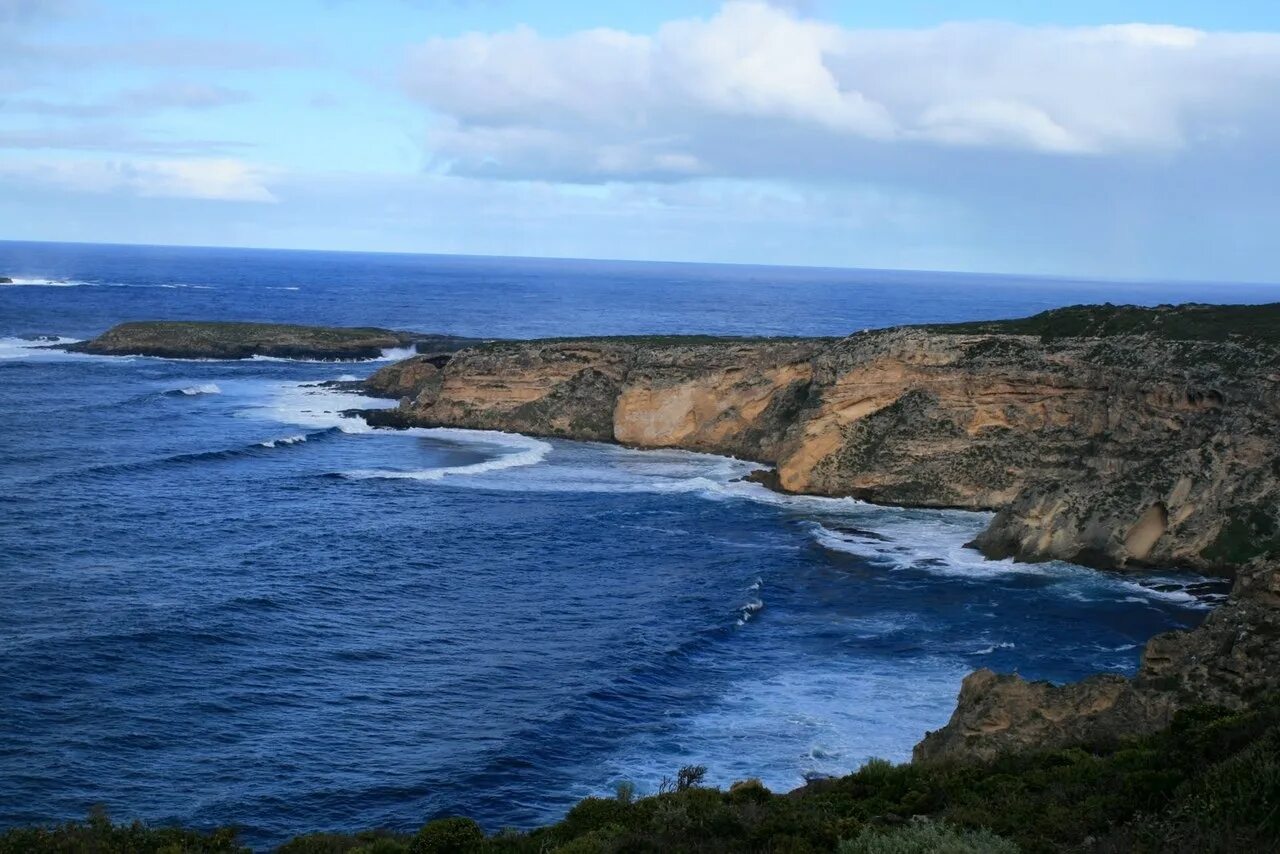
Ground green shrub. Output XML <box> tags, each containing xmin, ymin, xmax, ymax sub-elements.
<box><xmin>410</xmin><ymin>817</ymin><xmax>483</xmax><ymax>854</ymax></box>
<box><xmin>839</xmin><ymin>821</ymin><xmax>1018</xmax><ymax>854</ymax></box>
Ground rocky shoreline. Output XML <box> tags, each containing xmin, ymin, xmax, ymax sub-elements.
<box><xmin>68</xmin><ymin>304</ymin><xmax>1280</xmax><ymax>765</ymax></box>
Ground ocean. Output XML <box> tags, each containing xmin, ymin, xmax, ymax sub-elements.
<box><xmin>0</xmin><ymin>241</ymin><xmax>1268</xmax><ymax>848</ymax></box>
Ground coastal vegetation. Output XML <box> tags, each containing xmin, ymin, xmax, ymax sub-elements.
<box><xmin>4</xmin><ymin>695</ymin><xmax>1277</xmax><ymax>852</ymax></box>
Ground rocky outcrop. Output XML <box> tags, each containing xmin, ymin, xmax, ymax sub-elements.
<box><xmin>64</xmin><ymin>321</ymin><xmax>477</xmax><ymax>361</ymax></box>
<box><xmin>0</xmin><ymin>276</ymin><xmax>12</xmax><ymax>284</ymax></box>
<box><xmin>368</xmin><ymin>304</ymin><xmax>1280</xmax><ymax>575</ymax></box>
<box><xmin>366</xmin><ymin>337</ymin><xmax>825</xmax><ymax>455</ymax></box>
<box><xmin>914</xmin><ymin>560</ymin><xmax>1280</xmax><ymax>763</ymax></box>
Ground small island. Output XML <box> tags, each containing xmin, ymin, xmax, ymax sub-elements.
<box><xmin>63</xmin><ymin>320</ymin><xmax>477</xmax><ymax>361</ymax></box>
<box><xmin>0</xmin><ymin>276</ymin><xmax>13</xmax><ymax>284</ymax></box>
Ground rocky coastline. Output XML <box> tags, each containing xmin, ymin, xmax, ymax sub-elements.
<box><xmin>355</xmin><ymin>302</ymin><xmax>1280</xmax><ymax>762</ymax></box>
<box><xmin>68</xmin><ymin>304</ymin><xmax>1280</xmax><ymax>765</ymax></box>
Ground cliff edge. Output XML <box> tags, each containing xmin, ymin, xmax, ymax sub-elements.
<box><xmin>367</xmin><ymin>303</ymin><xmax>1280</xmax><ymax>576</ymax></box>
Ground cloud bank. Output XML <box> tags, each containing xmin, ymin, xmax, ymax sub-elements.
<box><xmin>402</xmin><ymin>2</ymin><xmax>1280</xmax><ymax>182</ymax></box>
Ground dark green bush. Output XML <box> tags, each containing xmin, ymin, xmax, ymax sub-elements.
<box><xmin>410</xmin><ymin>817</ymin><xmax>483</xmax><ymax>854</ymax></box>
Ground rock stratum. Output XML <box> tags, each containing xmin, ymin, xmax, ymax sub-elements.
<box><xmin>367</xmin><ymin>304</ymin><xmax>1280</xmax><ymax>575</ymax></box>
<box><xmin>65</xmin><ymin>320</ymin><xmax>477</xmax><ymax>361</ymax></box>
<box><xmin>359</xmin><ymin>302</ymin><xmax>1280</xmax><ymax>762</ymax></box>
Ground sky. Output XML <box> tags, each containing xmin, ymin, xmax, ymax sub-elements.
<box><xmin>3</xmin><ymin>0</ymin><xmax>1280</xmax><ymax>281</ymax></box>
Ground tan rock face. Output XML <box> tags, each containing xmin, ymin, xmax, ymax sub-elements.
<box><xmin>366</xmin><ymin>307</ymin><xmax>1280</xmax><ymax>575</ymax></box>
<box><xmin>358</xmin><ymin>303</ymin><xmax>1280</xmax><ymax>765</ymax></box>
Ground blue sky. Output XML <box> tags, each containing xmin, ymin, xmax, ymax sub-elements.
<box><xmin>3</xmin><ymin>0</ymin><xmax>1280</xmax><ymax>281</ymax></box>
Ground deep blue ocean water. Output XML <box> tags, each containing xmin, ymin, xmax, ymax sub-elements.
<box><xmin>0</xmin><ymin>241</ymin><xmax>1269</xmax><ymax>848</ymax></box>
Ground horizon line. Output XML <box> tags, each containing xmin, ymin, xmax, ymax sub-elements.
<box><xmin>2</xmin><ymin>237</ymin><xmax>1278</xmax><ymax>291</ymax></box>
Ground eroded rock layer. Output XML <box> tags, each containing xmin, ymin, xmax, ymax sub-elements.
<box><xmin>360</xmin><ymin>302</ymin><xmax>1280</xmax><ymax>765</ymax></box>
<box><xmin>367</xmin><ymin>304</ymin><xmax>1280</xmax><ymax>576</ymax></box>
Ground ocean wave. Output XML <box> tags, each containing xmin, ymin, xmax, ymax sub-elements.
<box><xmin>0</xmin><ymin>336</ymin><xmax>107</xmax><ymax>362</ymax></box>
<box><xmin>68</xmin><ymin>427</ymin><xmax>341</xmax><ymax>479</ymax></box>
<box><xmin>244</xmin><ymin>346</ymin><xmax>412</xmax><ymax>364</ymax></box>
<box><xmin>258</xmin><ymin>434</ymin><xmax>311</xmax><ymax>448</ymax></box>
<box><xmin>736</xmin><ymin>598</ymin><xmax>764</xmax><ymax>626</ymax></box>
<box><xmin>0</xmin><ymin>277</ymin><xmax>89</xmax><ymax>287</ymax></box>
<box><xmin>970</xmin><ymin>641</ymin><xmax>1016</xmax><ymax>655</ymax></box>
<box><xmin>167</xmin><ymin>383</ymin><xmax>222</xmax><ymax>397</ymax></box>
<box><xmin>343</xmin><ymin>430</ymin><xmax>552</xmax><ymax>481</ymax></box>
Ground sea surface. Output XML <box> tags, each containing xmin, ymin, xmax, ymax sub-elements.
<box><xmin>1</xmin><ymin>241</ymin><xmax>1269</xmax><ymax>848</ymax></box>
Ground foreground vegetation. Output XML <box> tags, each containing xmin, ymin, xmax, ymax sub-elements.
<box><xmin>5</xmin><ymin>696</ymin><xmax>1278</xmax><ymax>853</ymax></box>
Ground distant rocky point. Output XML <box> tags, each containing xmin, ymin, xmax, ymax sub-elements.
<box><xmin>0</xmin><ymin>276</ymin><xmax>13</xmax><ymax>284</ymax></box>
<box><xmin>63</xmin><ymin>320</ymin><xmax>477</xmax><ymax>361</ymax></box>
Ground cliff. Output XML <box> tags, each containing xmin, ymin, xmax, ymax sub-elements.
<box><xmin>64</xmin><ymin>321</ymin><xmax>477</xmax><ymax>361</ymax></box>
<box><xmin>360</xmin><ymin>302</ymin><xmax>1280</xmax><ymax>765</ymax></box>
<box><xmin>367</xmin><ymin>303</ymin><xmax>1280</xmax><ymax>575</ymax></box>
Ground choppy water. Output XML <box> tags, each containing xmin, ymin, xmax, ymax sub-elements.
<box><xmin>0</xmin><ymin>241</ymin><xmax>1260</xmax><ymax>848</ymax></box>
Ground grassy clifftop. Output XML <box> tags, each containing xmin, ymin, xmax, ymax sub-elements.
<box><xmin>929</xmin><ymin>302</ymin><xmax>1280</xmax><ymax>346</ymax></box>
<box><xmin>65</xmin><ymin>321</ymin><xmax>476</xmax><ymax>361</ymax></box>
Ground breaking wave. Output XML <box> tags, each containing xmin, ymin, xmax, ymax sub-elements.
<box><xmin>168</xmin><ymin>383</ymin><xmax>222</xmax><ymax>397</ymax></box>
<box><xmin>343</xmin><ymin>430</ymin><xmax>552</xmax><ymax>481</ymax></box>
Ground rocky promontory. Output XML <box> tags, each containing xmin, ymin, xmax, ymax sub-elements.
<box><xmin>0</xmin><ymin>276</ymin><xmax>13</xmax><ymax>284</ymax></box>
<box><xmin>66</xmin><ymin>303</ymin><xmax>1280</xmax><ymax>766</ymax></box>
<box><xmin>357</xmin><ymin>302</ymin><xmax>1280</xmax><ymax>764</ymax></box>
<box><xmin>64</xmin><ymin>320</ymin><xmax>477</xmax><ymax>361</ymax></box>
<box><xmin>367</xmin><ymin>303</ymin><xmax>1280</xmax><ymax>576</ymax></box>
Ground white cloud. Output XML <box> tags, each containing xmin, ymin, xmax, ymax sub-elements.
<box><xmin>0</xmin><ymin>157</ymin><xmax>277</xmax><ymax>202</ymax></box>
<box><xmin>401</xmin><ymin>1</ymin><xmax>1280</xmax><ymax>181</ymax></box>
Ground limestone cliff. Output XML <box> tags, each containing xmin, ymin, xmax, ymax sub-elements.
<box><xmin>361</xmin><ymin>303</ymin><xmax>1280</xmax><ymax>765</ymax></box>
<box><xmin>367</xmin><ymin>303</ymin><xmax>1280</xmax><ymax>576</ymax></box>
<box><xmin>366</xmin><ymin>337</ymin><xmax>825</xmax><ymax>460</ymax></box>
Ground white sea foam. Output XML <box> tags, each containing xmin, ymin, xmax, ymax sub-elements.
<box><xmin>377</xmin><ymin>346</ymin><xmax>418</xmax><ymax>362</ymax></box>
<box><xmin>178</xmin><ymin>383</ymin><xmax>222</xmax><ymax>396</ymax></box>
<box><xmin>597</xmin><ymin>658</ymin><xmax>970</xmax><ymax>795</ymax></box>
<box><xmin>0</xmin><ymin>277</ymin><xmax>88</xmax><ymax>287</ymax></box>
<box><xmin>245</xmin><ymin>382</ymin><xmax>392</xmax><ymax>434</ymax></box>
<box><xmin>258</xmin><ymin>434</ymin><xmax>308</xmax><ymax>448</ymax></box>
<box><xmin>970</xmin><ymin>641</ymin><xmax>1016</xmax><ymax>655</ymax></box>
<box><xmin>736</xmin><ymin>598</ymin><xmax>765</xmax><ymax>626</ymax></box>
<box><xmin>0</xmin><ymin>336</ymin><xmax>115</xmax><ymax>361</ymax></box>
<box><xmin>345</xmin><ymin>430</ymin><xmax>553</xmax><ymax>481</ymax></box>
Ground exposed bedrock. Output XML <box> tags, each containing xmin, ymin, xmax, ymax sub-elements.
<box><xmin>913</xmin><ymin>560</ymin><xmax>1280</xmax><ymax>763</ymax></box>
<box><xmin>367</xmin><ymin>304</ymin><xmax>1280</xmax><ymax>577</ymax></box>
<box><xmin>363</xmin><ymin>304</ymin><xmax>1280</xmax><ymax>764</ymax></box>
